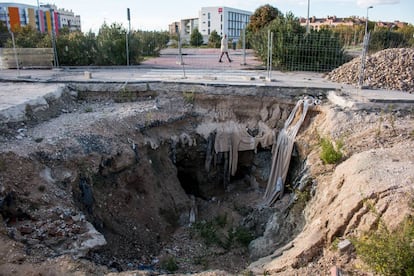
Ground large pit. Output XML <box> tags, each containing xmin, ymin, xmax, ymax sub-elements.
<box><xmin>3</xmin><ymin>80</ymin><xmax>412</xmax><ymax>275</ymax></box>
<box><xmin>0</xmin><ymin>82</ymin><xmax>325</xmax><ymax>274</ymax></box>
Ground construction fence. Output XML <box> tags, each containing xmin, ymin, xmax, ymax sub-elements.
<box><xmin>1</xmin><ymin>29</ymin><xmax>411</xmax><ymax>75</ymax></box>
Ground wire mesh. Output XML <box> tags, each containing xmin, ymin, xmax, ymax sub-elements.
<box><xmin>273</xmin><ymin>31</ymin><xmax>349</xmax><ymax>72</ymax></box>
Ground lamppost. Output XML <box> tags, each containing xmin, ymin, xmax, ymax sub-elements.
<box><xmin>365</xmin><ymin>6</ymin><xmax>373</xmax><ymax>36</ymax></box>
<box><xmin>359</xmin><ymin>5</ymin><xmax>373</xmax><ymax>88</ymax></box>
<box><xmin>126</xmin><ymin>8</ymin><xmax>130</xmax><ymax>66</ymax></box>
<box><xmin>36</xmin><ymin>0</ymin><xmax>41</xmax><ymax>31</ymax></box>
<box><xmin>306</xmin><ymin>0</ymin><xmax>310</xmax><ymax>34</ymax></box>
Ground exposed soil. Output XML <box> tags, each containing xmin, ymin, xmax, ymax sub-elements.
<box><xmin>0</xmin><ymin>82</ymin><xmax>413</xmax><ymax>276</ymax></box>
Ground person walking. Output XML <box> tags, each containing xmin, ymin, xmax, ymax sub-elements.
<box><xmin>219</xmin><ymin>34</ymin><xmax>232</xmax><ymax>63</ymax></box>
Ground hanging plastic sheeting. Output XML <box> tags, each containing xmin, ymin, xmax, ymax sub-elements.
<box><xmin>263</xmin><ymin>96</ymin><xmax>319</xmax><ymax>207</ymax></box>
<box><xmin>212</xmin><ymin>121</ymin><xmax>275</xmax><ymax>177</ymax></box>
<box><xmin>200</xmin><ymin>121</ymin><xmax>275</xmax><ymax>188</ymax></box>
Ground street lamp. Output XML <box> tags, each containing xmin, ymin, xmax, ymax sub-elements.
<box><xmin>306</xmin><ymin>0</ymin><xmax>310</xmax><ymax>34</ymax></box>
<box><xmin>365</xmin><ymin>6</ymin><xmax>373</xmax><ymax>36</ymax></box>
<box><xmin>359</xmin><ymin>5</ymin><xmax>373</xmax><ymax>88</ymax></box>
<box><xmin>36</xmin><ymin>0</ymin><xmax>41</xmax><ymax>32</ymax></box>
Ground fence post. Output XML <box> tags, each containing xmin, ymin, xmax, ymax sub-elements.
<box><xmin>266</xmin><ymin>31</ymin><xmax>273</xmax><ymax>81</ymax></box>
<box><xmin>10</xmin><ymin>31</ymin><xmax>20</xmax><ymax>76</ymax></box>
<box><xmin>266</xmin><ymin>30</ymin><xmax>270</xmax><ymax>79</ymax></box>
<box><xmin>241</xmin><ymin>26</ymin><xmax>246</xmax><ymax>65</ymax></box>
<box><xmin>51</xmin><ymin>31</ymin><xmax>59</xmax><ymax>67</ymax></box>
<box><xmin>126</xmin><ymin>8</ymin><xmax>130</xmax><ymax>66</ymax></box>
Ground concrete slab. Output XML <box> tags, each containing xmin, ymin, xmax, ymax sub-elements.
<box><xmin>329</xmin><ymin>87</ymin><xmax>414</xmax><ymax>110</ymax></box>
<box><xmin>0</xmin><ymin>82</ymin><xmax>66</xmax><ymax>123</ymax></box>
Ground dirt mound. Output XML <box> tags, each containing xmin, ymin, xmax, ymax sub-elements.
<box><xmin>327</xmin><ymin>48</ymin><xmax>414</xmax><ymax>93</ymax></box>
<box><xmin>249</xmin><ymin>105</ymin><xmax>414</xmax><ymax>275</ymax></box>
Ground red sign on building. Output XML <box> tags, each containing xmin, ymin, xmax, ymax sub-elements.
<box><xmin>218</xmin><ymin>7</ymin><xmax>222</xmax><ymax>13</ymax></box>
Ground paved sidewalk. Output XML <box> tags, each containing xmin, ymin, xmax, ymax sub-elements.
<box><xmin>140</xmin><ymin>48</ymin><xmax>263</xmax><ymax>70</ymax></box>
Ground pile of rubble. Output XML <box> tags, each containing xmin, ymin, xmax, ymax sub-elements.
<box><xmin>327</xmin><ymin>48</ymin><xmax>414</xmax><ymax>93</ymax></box>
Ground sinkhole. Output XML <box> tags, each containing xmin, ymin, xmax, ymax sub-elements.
<box><xmin>0</xmin><ymin>82</ymin><xmax>322</xmax><ymax>274</ymax></box>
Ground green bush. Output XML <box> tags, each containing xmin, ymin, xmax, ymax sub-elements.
<box><xmin>191</xmin><ymin>214</ymin><xmax>253</xmax><ymax>250</ymax></box>
<box><xmin>3</xmin><ymin>22</ymin><xmax>168</xmax><ymax>66</ymax></box>
<box><xmin>182</xmin><ymin>91</ymin><xmax>195</xmax><ymax>104</ymax></box>
<box><xmin>208</xmin><ymin>30</ymin><xmax>221</xmax><ymax>48</ymax></box>
<box><xmin>214</xmin><ymin>213</ymin><xmax>228</xmax><ymax>228</ymax></box>
<box><xmin>160</xmin><ymin>256</ymin><xmax>179</xmax><ymax>272</ymax></box>
<box><xmin>248</xmin><ymin>11</ymin><xmax>348</xmax><ymax>72</ymax></box>
<box><xmin>319</xmin><ymin>137</ymin><xmax>343</xmax><ymax>164</ymax></box>
<box><xmin>281</xmin><ymin>30</ymin><xmax>348</xmax><ymax>71</ymax></box>
<box><xmin>190</xmin><ymin>28</ymin><xmax>203</xmax><ymax>46</ymax></box>
<box><xmin>369</xmin><ymin>29</ymin><xmax>408</xmax><ymax>52</ymax></box>
<box><xmin>192</xmin><ymin>220</ymin><xmax>221</xmax><ymax>246</ymax></box>
<box><xmin>233</xmin><ymin>226</ymin><xmax>254</xmax><ymax>246</ymax></box>
<box><xmin>352</xmin><ymin>216</ymin><xmax>414</xmax><ymax>275</ymax></box>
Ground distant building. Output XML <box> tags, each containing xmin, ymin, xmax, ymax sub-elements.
<box><xmin>0</xmin><ymin>2</ymin><xmax>81</xmax><ymax>34</ymax></box>
<box><xmin>41</xmin><ymin>4</ymin><xmax>81</xmax><ymax>32</ymax></box>
<box><xmin>170</xmin><ymin>6</ymin><xmax>252</xmax><ymax>44</ymax></box>
<box><xmin>376</xmin><ymin>20</ymin><xmax>408</xmax><ymax>29</ymax></box>
<box><xmin>169</xmin><ymin>18</ymin><xmax>199</xmax><ymax>44</ymax></box>
<box><xmin>299</xmin><ymin>15</ymin><xmax>409</xmax><ymax>31</ymax></box>
<box><xmin>299</xmin><ymin>16</ymin><xmax>359</xmax><ymax>31</ymax></box>
<box><xmin>199</xmin><ymin>7</ymin><xmax>251</xmax><ymax>42</ymax></box>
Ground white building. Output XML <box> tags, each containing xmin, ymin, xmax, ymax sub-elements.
<box><xmin>198</xmin><ymin>6</ymin><xmax>251</xmax><ymax>43</ymax></box>
<box><xmin>180</xmin><ymin>18</ymin><xmax>199</xmax><ymax>44</ymax></box>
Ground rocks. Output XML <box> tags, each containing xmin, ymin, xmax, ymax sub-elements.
<box><xmin>327</xmin><ymin>48</ymin><xmax>414</xmax><ymax>93</ymax></box>
<box><xmin>337</xmin><ymin>239</ymin><xmax>352</xmax><ymax>253</ymax></box>
<box><xmin>3</xmin><ymin>203</ymin><xmax>106</xmax><ymax>259</ymax></box>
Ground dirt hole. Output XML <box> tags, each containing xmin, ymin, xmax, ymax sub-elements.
<box><xmin>77</xmin><ymin>137</ymin><xmax>307</xmax><ymax>274</ymax></box>
<box><xmin>0</xmin><ymin>87</ymin><xmax>314</xmax><ymax>274</ymax></box>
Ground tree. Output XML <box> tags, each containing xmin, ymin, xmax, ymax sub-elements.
<box><xmin>330</xmin><ymin>25</ymin><xmax>364</xmax><ymax>47</ymax></box>
<box><xmin>0</xmin><ymin>21</ymin><xmax>9</xmax><ymax>47</ymax></box>
<box><xmin>190</xmin><ymin>28</ymin><xmax>203</xmax><ymax>46</ymax></box>
<box><xmin>396</xmin><ymin>24</ymin><xmax>414</xmax><ymax>46</ymax></box>
<box><xmin>133</xmin><ymin>30</ymin><xmax>169</xmax><ymax>58</ymax></box>
<box><xmin>208</xmin><ymin>30</ymin><xmax>221</xmax><ymax>48</ymax></box>
<box><xmin>4</xmin><ymin>25</ymin><xmax>47</xmax><ymax>48</ymax></box>
<box><xmin>95</xmin><ymin>22</ymin><xmax>127</xmax><ymax>65</ymax></box>
<box><xmin>369</xmin><ymin>28</ymin><xmax>408</xmax><ymax>52</ymax></box>
<box><xmin>247</xmin><ymin>4</ymin><xmax>282</xmax><ymax>33</ymax></box>
<box><xmin>249</xmin><ymin>11</ymin><xmax>347</xmax><ymax>72</ymax></box>
<box><xmin>249</xmin><ymin>12</ymin><xmax>302</xmax><ymax>63</ymax></box>
<box><xmin>56</xmin><ymin>30</ymin><xmax>97</xmax><ymax>65</ymax></box>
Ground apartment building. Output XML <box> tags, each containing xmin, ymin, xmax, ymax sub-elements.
<box><xmin>169</xmin><ymin>18</ymin><xmax>199</xmax><ymax>44</ymax></box>
<box><xmin>170</xmin><ymin>6</ymin><xmax>252</xmax><ymax>44</ymax></box>
<box><xmin>299</xmin><ymin>16</ymin><xmax>409</xmax><ymax>31</ymax></box>
<box><xmin>199</xmin><ymin>7</ymin><xmax>251</xmax><ymax>42</ymax></box>
<box><xmin>0</xmin><ymin>2</ymin><xmax>81</xmax><ymax>34</ymax></box>
<box><xmin>42</xmin><ymin>4</ymin><xmax>81</xmax><ymax>32</ymax></box>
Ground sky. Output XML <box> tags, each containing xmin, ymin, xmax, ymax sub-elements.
<box><xmin>1</xmin><ymin>0</ymin><xmax>413</xmax><ymax>32</ymax></box>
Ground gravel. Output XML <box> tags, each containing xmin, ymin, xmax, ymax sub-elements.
<box><xmin>327</xmin><ymin>48</ymin><xmax>414</xmax><ymax>93</ymax></box>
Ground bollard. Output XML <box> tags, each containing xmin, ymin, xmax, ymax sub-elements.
<box><xmin>84</xmin><ymin>71</ymin><xmax>92</xmax><ymax>79</ymax></box>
